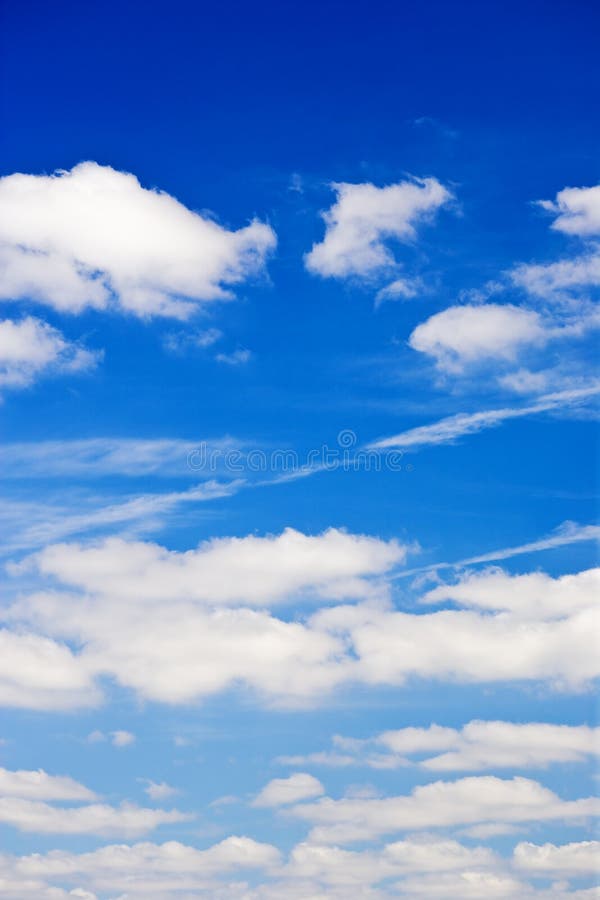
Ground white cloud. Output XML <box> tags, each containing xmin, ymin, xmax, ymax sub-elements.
<box><xmin>24</xmin><ymin>527</ymin><xmax>406</xmax><ymax>607</ymax></box>
<box><xmin>143</xmin><ymin>781</ymin><xmax>180</xmax><ymax>801</ymax></box>
<box><xmin>514</xmin><ymin>840</ymin><xmax>600</xmax><ymax>875</ymax></box>
<box><xmin>215</xmin><ymin>348</ymin><xmax>252</xmax><ymax>366</ymax></box>
<box><xmin>0</xmin><ymin>316</ymin><xmax>99</xmax><ymax>390</ymax></box>
<box><xmin>253</xmin><ymin>773</ymin><xmax>324</xmax><ymax>807</ymax></box>
<box><xmin>3</xmin><ymin>535</ymin><xmax>599</xmax><ymax>709</ymax></box>
<box><xmin>539</xmin><ymin>184</ymin><xmax>600</xmax><ymax>237</ymax></box>
<box><xmin>367</xmin><ymin>384</ymin><xmax>600</xmax><ymax>450</ymax></box>
<box><xmin>0</xmin><ymin>437</ymin><xmax>242</xmax><ymax>479</ymax></box>
<box><xmin>0</xmin><ymin>836</ymin><xmax>279</xmax><ymax>897</ymax></box>
<box><xmin>290</xmin><ymin>775</ymin><xmax>600</xmax><ymax>844</ymax></box>
<box><xmin>305</xmin><ymin>178</ymin><xmax>450</xmax><ymax>279</ymax></box>
<box><xmin>0</xmin><ymin>162</ymin><xmax>276</xmax><ymax>318</ymax></box>
<box><xmin>110</xmin><ymin>730</ymin><xmax>135</xmax><ymax>748</ymax></box>
<box><xmin>0</xmin><ymin>767</ymin><xmax>95</xmax><ymax>801</ymax></box>
<box><xmin>279</xmin><ymin>720</ymin><xmax>600</xmax><ymax>773</ymax></box>
<box><xmin>280</xmin><ymin>836</ymin><xmax>498</xmax><ymax>886</ymax></box>
<box><xmin>0</xmin><ymin>629</ymin><xmax>99</xmax><ymax>711</ymax></box>
<box><xmin>0</xmin><ymin>798</ymin><xmax>189</xmax><ymax>836</ymax></box>
<box><xmin>421</xmin><ymin>566</ymin><xmax>600</xmax><ymax>620</ymax></box>
<box><xmin>408</xmin><ymin>303</ymin><xmax>548</xmax><ymax>373</ymax></box>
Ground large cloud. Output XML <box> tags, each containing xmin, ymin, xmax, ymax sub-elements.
<box><xmin>3</xmin><ymin>532</ymin><xmax>599</xmax><ymax>709</ymax></box>
<box><xmin>24</xmin><ymin>527</ymin><xmax>407</xmax><ymax>606</ymax></box>
<box><xmin>0</xmin><ymin>162</ymin><xmax>276</xmax><ymax>318</ymax></box>
<box><xmin>278</xmin><ymin>720</ymin><xmax>600</xmax><ymax>772</ymax></box>
<box><xmin>290</xmin><ymin>775</ymin><xmax>599</xmax><ymax>844</ymax></box>
<box><xmin>305</xmin><ymin>178</ymin><xmax>450</xmax><ymax>280</ymax></box>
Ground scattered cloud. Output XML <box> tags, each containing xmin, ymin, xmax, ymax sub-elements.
<box><xmin>290</xmin><ymin>775</ymin><xmax>600</xmax><ymax>844</ymax></box>
<box><xmin>253</xmin><ymin>773</ymin><xmax>325</xmax><ymax>807</ymax></box>
<box><xmin>305</xmin><ymin>177</ymin><xmax>451</xmax><ymax>280</ymax></box>
<box><xmin>277</xmin><ymin>720</ymin><xmax>600</xmax><ymax>773</ymax></box>
<box><xmin>0</xmin><ymin>316</ymin><xmax>99</xmax><ymax>391</ymax></box>
<box><xmin>215</xmin><ymin>348</ymin><xmax>252</xmax><ymax>366</ymax></box>
<box><xmin>0</xmin><ymin>162</ymin><xmax>276</xmax><ymax>318</ymax></box>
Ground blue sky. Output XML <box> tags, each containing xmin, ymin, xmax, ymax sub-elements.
<box><xmin>0</xmin><ymin>0</ymin><xmax>598</xmax><ymax>897</ymax></box>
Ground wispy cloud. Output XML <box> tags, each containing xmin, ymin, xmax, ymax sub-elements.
<box><xmin>367</xmin><ymin>384</ymin><xmax>600</xmax><ymax>450</ymax></box>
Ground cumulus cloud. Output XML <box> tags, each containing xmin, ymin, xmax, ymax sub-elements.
<box><xmin>252</xmin><ymin>773</ymin><xmax>325</xmax><ymax>807</ymax></box>
<box><xmin>0</xmin><ymin>798</ymin><xmax>189</xmax><ymax>836</ymax></box>
<box><xmin>3</xmin><ymin>533</ymin><xmax>599</xmax><ymax>710</ymax></box>
<box><xmin>278</xmin><ymin>720</ymin><xmax>600</xmax><ymax>773</ymax></box>
<box><xmin>408</xmin><ymin>303</ymin><xmax>548</xmax><ymax>373</ymax></box>
<box><xmin>421</xmin><ymin>566</ymin><xmax>600</xmax><ymax>620</ymax></box>
<box><xmin>24</xmin><ymin>527</ymin><xmax>407</xmax><ymax>607</ymax></box>
<box><xmin>511</xmin><ymin>183</ymin><xmax>600</xmax><ymax>299</ymax></box>
<box><xmin>0</xmin><ymin>767</ymin><xmax>96</xmax><ymax>801</ymax></box>
<box><xmin>290</xmin><ymin>775</ymin><xmax>600</xmax><ymax>844</ymax></box>
<box><xmin>514</xmin><ymin>840</ymin><xmax>600</xmax><ymax>875</ymax></box>
<box><xmin>539</xmin><ymin>184</ymin><xmax>600</xmax><ymax>237</ymax></box>
<box><xmin>0</xmin><ymin>162</ymin><xmax>276</xmax><ymax>318</ymax></box>
<box><xmin>305</xmin><ymin>177</ymin><xmax>450</xmax><ymax>280</ymax></box>
<box><xmin>0</xmin><ymin>316</ymin><xmax>99</xmax><ymax>390</ymax></box>
<box><xmin>0</xmin><ymin>836</ymin><xmax>279</xmax><ymax>897</ymax></box>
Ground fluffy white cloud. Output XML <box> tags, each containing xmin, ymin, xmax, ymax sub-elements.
<box><xmin>24</xmin><ymin>528</ymin><xmax>407</xmax><ymax>606</ymax></box>
<box><xmin>4</xmin><ymin>534</ymin><xmax>599</xmax><ymax>709</ymax></box>
<box><xmin>278</xmin><ymin>720</ymin><xmax>600</xmax><ymax>772</ymax></box>
<box><xmin>0</xmin><ymin>836</ymin><xmax>280</xmax><ymax>897</ymax></box>
<box><xmin>0</xmin><ymin>767</ymin><xmax>95</xmax><ymax>801</ymax></box>
<box><xmin>0</xmin><ymin>316</ymin><xmax>99</xmax><ymax>390</ymax></box>
<box><xmin>305</xmin><ymin>178</ymin><xmax>450</xmax><ymax>279</ymax></box>
<box><xmin>290</xmin><ymin>775</ymin><xmax>600</xmax><ymax>844</ymax></box>
<box><xmin>408</xmin><ymin>303</ymin><xmax>547</xmax><ymax>373</ymax></box>
<box><xmin>514</xmin><ymin>840</ymin><xmax>600</xmax><ymax>875</ymax></box>
<box><xmin>0</xmin><ymin>162</ymin><xmax>276</xmax><ymax>318</ymax></box>
<box><xmin>511</xmin><ymin>183</ymin><xmax>600</xmax><ymax>299</ymax></box>
<box><xmin>539</xmin><ymin>184</ymin><xmax>600</xmax><ymax>237</ymax></box>
<box><xmin>0</xmin><ymin>798</ymin><xmax>189</xmax><ymax>836</ymax></box>
<box><xmin>421</xmin><ymin>566</ymin><xmax>600</xmax><ymax>620</ymax></box>
<box><xmin>253</xmin><ymin>773</ymin><xmax>325</xmax><ymax>807</ymax></box>
<box><xmin>0</xmin><ymin>629</ymin><xmax>99</xmax><ymax>711</ymax></box>
<box><xmin>280</xmin><ymin>836</ymin><xmax>498</xmax><ymax>886</ymax></box>
<box><xmin>110</xmin><ymin>730</ymin><xmax>135</xmax><ymax>748</ymax></box>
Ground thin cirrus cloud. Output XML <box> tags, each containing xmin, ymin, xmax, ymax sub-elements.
<box><xmin>0</xmin><ymin>316</ymin><xmax>99</xmax><ymax>391</ymax></box>
<box><xmin>0</xmin><ymin>161</ymin><xmax>277</xmax><ymax>319</ymax></box>
<box><xmin>304</xmin><ymin>177</ymin><xmax>451</xmax><ymax>281</ymax></box>
<box><xmin>367</xmin><ymin>383</ymin><xmax>600</xmax><ymax>450</ymax></box>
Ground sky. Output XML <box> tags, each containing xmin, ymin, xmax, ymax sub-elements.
<box><xmin>0</xmin><ymin>0</ymin><xmax>598</xmax><ymax>897</ymax></box>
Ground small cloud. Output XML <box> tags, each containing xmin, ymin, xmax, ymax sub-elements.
<box><xmin>163</xmin><ymin>328</ymin><xmax>223</xmax><ymax>354</ymax></box>
<box><xmin>111</xmin><ymin>730</ymin><xmax>136</xmax><ymax>748</ymax></box>
<box><xmin>216</xmin><ymin>348</ymin><xmax>252</xmax><ymax>366</ymax></box>
<box><xmin>375</xmin><ymin>277</ymin><xmax>420</xmax><ymax>307</ymax></box>
<box><xmin>141</xmin><ymin>779</ymin><xmax>180</xmax><ymax>800</ymax></box>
